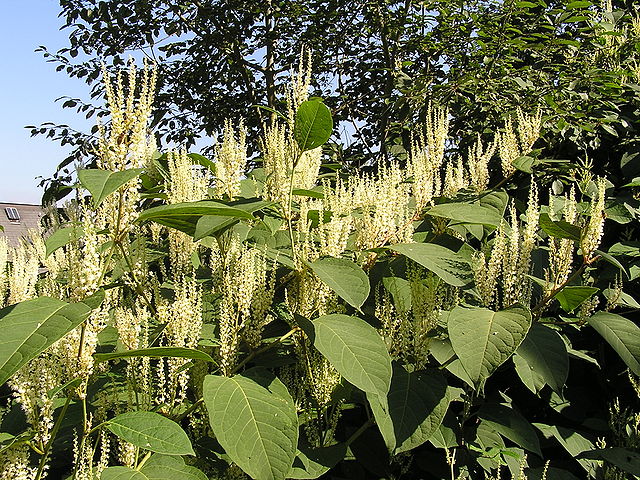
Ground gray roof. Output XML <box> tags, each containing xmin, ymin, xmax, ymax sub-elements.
<box><xmin>0</xmin><ymin>203</ymin><xmax>44</xmax><ymax>247</ymax></box>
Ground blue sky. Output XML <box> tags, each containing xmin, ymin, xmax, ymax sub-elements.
<box><xmin>0</xmin><ymin>1</ymin><xmax>93</xmax><ymax>204</ymax></box>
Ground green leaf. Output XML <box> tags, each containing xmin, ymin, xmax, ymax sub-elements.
<box><xmin>389</xmin><ymin>243</ymin><xmax>472</xmax><ymax>287</ymax></box>
<box><xmin>0</xmin><ymin>297</ymin><xmax>92</xmax><ymax>385</ymax></box>
<box><xmin>578</xmin><ymin>448</ymin><xmax>640</xmax><ymax>476</ymax></box>
<box><xmin>587</xmin><ymin>312</ymin><xmax>640</xmax><ymax>375</ymax></box>
<box><xmin>137</xmin><ymin>201</ymin><xmax>254</xmax><ymax>236</ymax></box>
<box><xmin>106</xmin><ymin>411</ymin><xmax>194</xmax><ymax>456</ymax></box>
<box><xmin>78</xmin><ymin>168</ymin><xmax>143</xmax><ymax>207</ymax></box>
<box><xmin>447</xmin><ymin>305</ymin><xmax>531</xmax><ymax>387</ymax></box>
<box><xmin>478</xmin><ymin>404</ymin><xmax>542</xmax><ymax>457</ymax></box>
<box><xmin>94</xmin><ymin>347</ymin><xmax>216</xmax><ymax>364</ymax></box>
<box><xmin>139</xmin><ymin>454</ymin><xmax>208</xmax><ymax>480</ymax></box>
<box><xmin>307</xmin><ymin>257</ymin><xmax>370</xmax><ymax>310</ymax></box>
<box><xmin>368</xmin><ymin>364</ymin><xmax>449</xmax><ymax>454</ymax></box>
<box><xmin>425</xmin><ymin>203</ymin><xmax>503</xmax><ymax>227</ymax></box>
<box><xmin>539</xmin><ymin>213</ymin><xmax>581</xmax><ymax>241</ymax></box>
<box><xmin>382</xmin><ymin>277</ymin><xmax>412</xmax><ymax>313</ymax></box>
<box><xmin>193</xmin><ymin>200</ymin><xmax>272</xmax><ymax>241</ymax></box>
<box><xmin>300</xmin><ymin>314</ymin><xmax>392</xmax><ymax>397</ymax></box>
<box><xmin>534</xmin><ymin>424</ymin><xmax>598</xmax><ymax>475</ymax></box>
<box><xmin>203</xmin><ymin>369</ymin><xmax>298</xmax><ymax>480</ymax></box>
<box><xmin>100</xmin><ymin>466</ymin><xmax>149</xmax><ymax>480</ymax></box>
<box><xmin>288</xmin><ymin>442</ymin><xmax>347</xmax><ymax>479</ymax></box>
<box><xmin>45</xmin><ymin>225</ymin><xmax>80</xmax><ymax>258</ymax></box>
<box><xmin>554</xmin><ymin>286</ymin><xmax>599</xmax><ymax>312</ymax></box>
<box><xmin>294</xmin><ymin>99</ymin><xmax>333</xmax><ymax>151</ymax></box>
<box><xmin>292</xmin><ymin>188</ymin><xmax>324</xmax><ymax>199</ymax></box>
<box><xmin>514</xmin><ymin>323</ymin><xmax>568</xmax><ymax>394</ymax></box>
<box><xmin>512</xmin><ymin>156</ymin><xmax>537</xmax><ymax>173</ymax></box>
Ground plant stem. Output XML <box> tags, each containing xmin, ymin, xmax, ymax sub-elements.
<box><xmin>34</xmin><ymin>396</ymin><xmax>72</xmax><ymax>480</ymax></box>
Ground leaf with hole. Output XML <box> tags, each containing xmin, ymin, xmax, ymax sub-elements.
<box><xmin>203</xmin><ymin>368</ymin><xmax>298</xmax><ymax>480</ymax></box>
<box><xmin>106</xmin><ymin>411</ymin><xmax>194</xmax><ymax>456</ymax></box>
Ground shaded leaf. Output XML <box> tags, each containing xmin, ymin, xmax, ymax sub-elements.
<box><xmin>587</xmin><ymin>312</ymin><xmax>640</xmax><ymax>375</ymax></box>
<box><xmin>579</xmin><ymin>448</ymin><xmax>640</xmax><ymax>476</ymax></box>
<box><xmin>369</xmin><ymin>365</ymin><xmax>449</xmax><ymax>454</ymax></box>
<box><xmin>478</xmin><ymin>404</ymin><xmax>542</xmax><ymax>457</ymax></box>
<box><xmin>514</xmin><ymin>323</ymin><xmax>569</xmax><ymax>394</ymax></box>
<box><xmin>288</xmin><ymin>441</ymin><xmax>347</xmax><ymax>479</ymax></box>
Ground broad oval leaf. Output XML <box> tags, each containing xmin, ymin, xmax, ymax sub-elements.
<box><xmin>514</xmin><ymin>323</ymin><xmax>569</xmax><ymax>394</ymax></box>
<box><xmin>78</xmin><ymin>168</ymin><xmax>143</xmax><ymax>207</ymax></box>
<box><xmin>478</xmin><ymin>404</ymin><xmax>542</xmax><ymax>457</ymax></box>
<box><xmin>288</xmin><ymin>441</ymin><xmax>347</xmax><ymax>479</ymax></box>
<box><xmin>447</xmin><ymin>305</ymin><xmax>531</xmax><ymax>386</ymax></box>
<box><xmin>140</xmin><ymin>454</ymin><xmax>208</xmax><ymax>480</ymax></box>
<box><xmin>369</xmin><ymin>365</ymin><xmax>449</xmax><ymax>454</ymax></box>
<box><xmin>100</xmin><ymin>466</ymin><xmax>149</xmax><ymax>480</ymax></box>
<box><xmin>294</xmin><ymin>99</ymin><xmax>333</xmax><ymax>151</ymax></box>
<box><xmin>425</xmin><ymin>203</ymin><xmax>503</xmax><ymax>227</ymax></box>
<box><xmin>539</xmin><ymin>213</ymin><xmax>581</xmax><ymax>241</ymax></box>
<box><xmin>587</xmin><ymin>312</ymin><xmax>640</xmax><ymax>375</ymax></box>
<box><xmin>554</xmin><ymin>286</ymin><xmax>599</xmax><ymax>312</ymax></box>
<box><xmin>0</xmin><ymin>297</ymin><xmax>92</xmax><ymax>385</ymax></box>
<box><xmin>389</xmin><ymin>243</ymin><xmax>472</xmax><ymax>287</ymax></box>
<box><xmin>203</xmin><ymin>369</ymin><xmax>298</xmax><ymax>480</ymax></box>
<box><xmin>106</xmin><ymin>411</ymin><xmax>194</xmax><ymax>456</ymax></box>
<box><xmin>307</xmin><ymin>257</ymin><xmax>370</xmax><ymax>310</ymax></box>
<box><xmin>136</xmin><ymin>201</ymin><xmax>254</xmax><ymax>236</ymax></box>
<box><xmin>94</xmin><ymin>347</ymin><xmax>216</xmax><ymax>364</ymax></box>
<box><xmin>301</xmin><ymin>314</ymin><xmax>392</xmax><ymax>397</ymax></box>
<box><xmin>578</xmin><ymin>448</ymin><xmax>640</xmax><ymax>476</ymax></box>
<box><xmin>45</xmin><ymin>225</ymin><xmax>81</xmax><ymax>258</ymax></box>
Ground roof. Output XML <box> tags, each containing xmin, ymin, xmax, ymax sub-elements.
<box><xmin>0</xmin><ymin>203</ymin><xmax>44</xmax><ymax>247</ymax></box>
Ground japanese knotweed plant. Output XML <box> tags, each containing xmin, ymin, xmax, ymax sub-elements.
<box><xmin>0</xmin><ymin>57</ymin><xmax>639</xmax><ymax>480</ymax></box>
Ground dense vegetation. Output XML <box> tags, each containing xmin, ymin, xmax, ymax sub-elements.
<box><xmin>1</xmin><ymin>0</ymin><xmax>639</xmax><ymax>479</ymax></box>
